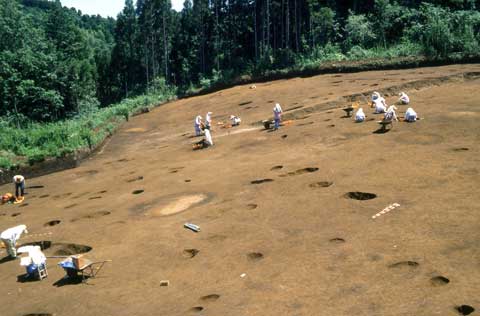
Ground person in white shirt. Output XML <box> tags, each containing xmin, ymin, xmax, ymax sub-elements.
<box><xmin>384</xmin><ymin>105</ymin><xmax>399</xmax><ymax>122</ymax></box>
<box><xmin>230</xmin><ymin>115</ymin><xmax>241</xmax><ymax>126</ymax></box>
<box><xmin>273</xmin><ymin>103</ymin><xmax>283</xmax><ymax>130</ymax></box>
<box><xmin>398</xmin><ymin>92</ymin><xmax>410</xmax><ymax>105</ymax></box>
<box><xmin>204</xmin><ymin>129</ymin><xmax>213</xmax><ymax>146</ymax></box>
<box><xmin>1</xmin><ymin>224</ymin><xmax>28</xmax><ymax>258</ymax></box>
<box><xmin>194</xmin><ymin>115</ymin><xmax>203</xmax><ymax>136</ymax></box>
<box><xmin>373</xmin><ymin>97</ymin><xmax>387</xmax><ymax>113</ymax></box>
<box><xmin>13</xmin><ymin>175</ymin><xmax>25</xmax><ymax>199</ymax></box>
<box><xmin>355</xmin><ymin>108</ymin><xmax>366</xmax><ymax>122</ymax></box>
<box><xmin>405</xmin><ymin>107</ymin><xmax>417</xmax><ymax>122</ymax></box>
<box><xmin>205</xmin><ymin>112</ymin><xmax>213</xmax><ymax>130</ymax></box>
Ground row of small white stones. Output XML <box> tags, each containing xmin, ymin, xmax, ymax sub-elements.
<box><xmin>372</xmin><ymin>203</ymin><xmax>400</xmax><ymax>219</ymax></box>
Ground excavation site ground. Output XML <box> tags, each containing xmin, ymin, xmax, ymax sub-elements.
<box><xmin>1</xmin><ymin>64</ymin><xmax>479</xmax><ymax>316</ymax></box>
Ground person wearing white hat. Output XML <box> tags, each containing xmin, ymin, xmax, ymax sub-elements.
<box><xmin>398</xmin><ymin>92</ymin><xmax>410</xmax><ymax>105</ymax></box>
<box><xmin>273</xmin><ymin>103</ymin><xmax>283</xmax><ymax>130</ymax></box>
<box><xmin>1</xmin><ymin>224</ymin><xmax>28</xmax><ymax>258</ymax></box>
<box><xmin>205</xmin><ymin>112</ymin><xmax>213</xmax><ymax>130</ymax></box>
<box><xmin>194</xmin><ymin>115</ymin><xmax>203</xmax><ymax>136</ymax></box>
<box><xmin>230</xmin><ymin>115</ymin><xmax>241</xmax><ymax>126</ymax></box>
<box><xmin>355</xmin><ymin>108</ymin><xmax>366</xmax><ymax>122</ymax></box>
<box><xmin>384</xmin><ymin>105</ymin><xmax>399</xmax><ymax>122</ymax></box>
<box><xmin>405</xmin><ymin>107</ymin><xmax>417</xmax><ymax>122</ymax></box>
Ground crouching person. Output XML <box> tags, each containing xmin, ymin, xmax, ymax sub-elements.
<box><xmin>355</xmin><ymin>108</ymin><xmax>366</xmax><ymax>122</ymax></box>
<box><xmin>384</xmin><ymin>105</ymin><xmax>399</xmax><ymax>122</ymax></box>
<box><xmin>1</xmin><ymin>224</ymin><xmax>28</xmax><ymax>258</ymax></box>
<box><xmin>405</xmin><ymin>107</ymin><xmax>417</xmax><ymax>122</ymax></box>
<box><xmin>398</xmin><ymin>92</ymin><xmax>410</xmax><ymax>105</ymax></box>
<box><xmin>230</xmin><ymin>115</ymin><xmax>241</xmax><ymax>126</ymax></box>
<box><xmin>193</xmin><ymin>129</ymin><xmax>214</xmax><ymax>150</ymax></box>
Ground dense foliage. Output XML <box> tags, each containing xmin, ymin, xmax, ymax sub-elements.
<box><xmin>0</xmin><ymin>0</ymin><xmax>480</xmax><ymax>169</ymax></box>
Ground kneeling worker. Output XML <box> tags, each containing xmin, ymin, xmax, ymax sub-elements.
<box><xmin>355</xmin><ymin>108</ymin><xmax>366</xmax><ymax>122</ymax></box>
<box><xmin>405</xmin><ymin>107</ymin><xmax>417</xmax><ymax>122</ymax></box>
<box><xmin>194</xmin><ymin>128</ymin><xmax>214</xmax><ymax>150</ymax></box>
<box><xmin>398</xmin><ymin>92</ymin><xmax>410</xmax><ymax>105</ymax></box>
<box><xmin>1</xmin><ymin>224</ymin><xmax>28</xmax><ymax>258</ymax></box>
<box><xmin>230</xmin><ymin>115</ymin><xmax>241</xmax><ymax>126</ymax></box>
<box><xmin>13</xmin><ymin>175</ymin><xmax>25</xmax><ymax>200</ymax></box>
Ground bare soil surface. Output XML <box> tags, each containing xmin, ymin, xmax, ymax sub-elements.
<box><xmin>1</xmin><ymin>64</ymin><xmax>480</xmax><ymax>316</ymax></box>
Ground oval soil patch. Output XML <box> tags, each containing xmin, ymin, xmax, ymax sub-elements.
<box><xmin>247</xmin><ymin>252</ymin><xmax>264</xmax><ymax>261</ymax></box>
<box><xmin>152</xmin><ymin>194</ymin><xmax>208</xmax><ymax>216</ymax></box>
<box><xmin>345</xmin><ymin>192</ymin><xmax>377</xmax><ymax>200</ymax></box>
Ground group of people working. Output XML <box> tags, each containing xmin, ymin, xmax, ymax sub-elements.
<box><xmin>193</xmin><ymin>112</ymin><xmax>242</xmax><ymax>149</ymax></box>
<box><xmin>355</xmin><ymin>91</ymin><xmax>418</xmax><ymax>123</ymax></box>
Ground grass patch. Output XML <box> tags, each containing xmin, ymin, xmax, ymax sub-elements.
<box><xmin>0</xmin><ymin>92</ymin><xmax>175</xmax><ymax>170</ymax></box>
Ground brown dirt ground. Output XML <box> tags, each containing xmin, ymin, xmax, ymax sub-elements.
<box><xmin>1</xmin><ymin>64</ymin><xmax>480</xmax><ymax>316</ymax></box>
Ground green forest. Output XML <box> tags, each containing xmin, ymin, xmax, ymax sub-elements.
<box><xmin>1</xmin><ymin>0</ymin><xmax>480</xmax><ymax>169</ymax></box>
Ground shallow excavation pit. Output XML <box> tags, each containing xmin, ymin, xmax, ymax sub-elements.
<box><xmin>44</xmin><ymin>220</ymin><xmax>61</xmax><ymax>227</ymax></box>
<box><xmin>20</xmin><ymin>241</ymin><xmax>92</xmax><ymax>256</ymax></box>
<box><xmin>330</xmin><ymin>238</ymin><xmax>345</xmax><ymax>243</ymax></box>
<box><xmin>310</xmin><ymin>181</ymin><xmax>333</xmax><ymax>188</ymax></box>
<box><xmin>456</xmin><ymin>305</ymin><xmax>475</xmax><ymax>315</ymax></box>
<box><xmin>345</xmin><ymin>192</ymin><xmax>377</xmax><ymax>200</ymax></box>
<box><xmin>200</xmin><ymin>294</ymin><xmax>220</xmax><ymax>302</ymax></box>
<box><xmin>251</xmin><ymin>179</ymin><xmax>274</xmax><ymax>184</ymax></box>
<box><xmin>183</xmin><ymin>248</ymin><xmax>200</xmax><ymax>258</ymax></box>
<box><xmin>132</xmin><ymin>189</ymin><xmax>144</xmax><ymax>195</ymax></box>
<box><xmin>388</xmin><ymin>261</ymin><xmax>419</xmax><ymax>268</ymax></box>
<box><xmin>431</xmin><ymin>276</ymin><xmax>450</xmax><ymax>286</ymax></box>
<box><xmin>247</xmin><ymin>252</ymin><xmax>264</xmax><ymax>261</ymax></box>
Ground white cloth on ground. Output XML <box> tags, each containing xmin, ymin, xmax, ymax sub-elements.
<box><xmin>405</xmin><ymin>107</ymin><xmax>417</xmax><ymax>122</ymax></box>
<box><xmin>355</xmin><ymin>108</ymin><xmax>366</xmax><ymax>122</ymax></box>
